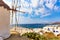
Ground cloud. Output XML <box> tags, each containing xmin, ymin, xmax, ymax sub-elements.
<box><xmin>19</xmin><ymin>0</ymin><xmax>58</xmax><ymax>18</ymax></box>
<box><xmin>4</xmin><ymin>0</ymin><xmax>58</xmax><ymax>18</ymax></box>
<box><xmin>39</xmin><ymin>0</ymin><xmax>45</xmax><ymax>6</ymax></box>
<box><xmin>45</xmin><ymin>0</ymin><xmax>57</xmax><ymax>9</ymax></box>
<box><xmin>20</xmin><ymin>7</ymin><xmax>32</xmax><ymax>14</ymax></box>
<box><xmin>15</xmin><ymin>15</ymin><xmax>36</xmax><ymax>24</ymax></box>
<box><xmin>40</xmin><ymin>13</ymin><xmax>51</xmax><ymax>18</ymax></box>
<box><xmin>20</xmin><ymin>0</ymin><xmax>30</xmax><ymax>8</ymax></box>
<box><xmin>4</xmin><ymin>0</ymin><xmax>60</xmax><ymax>24</ymax></box>
<box><xmin>34</xmin><ymin>6</ymin><xmax>51</xmax><ymax>17</ymax></box>
<box><xmin>20</xmin><ymin>0</ymin><xmax>39</xmax><ymax>14</ymax></box>
<box><xmin>30</xmin><ymin>0</ymin><xmax>39</xmax><ymax>8</ymax></box>
<box><xmin>54</xmin><ymin>6</ymin><xmax>60</xmax><ymax>11</ymax></box>
<box><xmin>16</xmin><ymin>15</ymin><xmax>50</xmax><ymax>24</ymax></box>
<box><xmin>20</xmin><ymin>0</ymin><xmax>32</xmax><ymax>14</ymax></box>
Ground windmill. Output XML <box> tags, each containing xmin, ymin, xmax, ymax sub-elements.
<box><xmin>11</xmin><ymin>0</ymin><xmax>25</xmax><ymax>31</ymax></box>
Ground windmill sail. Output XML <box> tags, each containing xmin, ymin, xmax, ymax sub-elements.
<box><xmin>11</xmin><ymin>0</ymin><xmax>26</xmax><ymax>30</ymax></box>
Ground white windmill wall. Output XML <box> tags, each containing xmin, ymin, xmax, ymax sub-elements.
<box><xmin>0</xmin><ymin>6</ymin><xmax>10</xmax><ymax>39</ymax></box>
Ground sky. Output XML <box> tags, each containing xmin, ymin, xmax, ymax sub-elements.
<box><xmin>3</xmin><ymin>0</ymin><xmax>60</xmax><ymax>24</ymax></box>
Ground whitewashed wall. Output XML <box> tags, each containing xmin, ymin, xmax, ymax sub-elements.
<box><xmin>0</xmin><ymin>6</ymin><xmax>10</xmax><ymax>39</ymax></box>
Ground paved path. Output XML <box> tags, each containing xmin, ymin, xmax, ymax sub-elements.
<box><xmin>4</xmin><ymin>34</ymin><xmax>31</xmax><ymax>40</ymax></box>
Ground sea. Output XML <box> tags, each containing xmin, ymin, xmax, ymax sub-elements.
<box><xmin>12</xmin><ymin>24</ymin><xmax>55</xmax><ymax>28</ymax></box>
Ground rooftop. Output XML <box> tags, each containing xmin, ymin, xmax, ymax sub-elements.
<box><xmin>0</xmin><ymin>0</ymin><xmax>10</xmax><ymax>10</ymax></box>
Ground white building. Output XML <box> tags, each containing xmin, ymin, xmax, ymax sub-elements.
<box><xmin>43</xmin><ymin>25</ymin><xmax>60</xmax><ymax>36</ymax></box>
<box><xmin>33</xmin><ymin>28</ymin><xmax>42</xmax><ymax>33</ymax></box>
<box><xmin>43</xmin><ymin>25</ymin><xmax>54</xmax><ymax>33</ymax></box>
<box><xmin>0</xmin><ymin>0</ymin><xmax>11</xmax><ymax>39</ymax></box>
<box><xmin>53</xmin><ymin>29</ymin><xmax>60</xmax><ymax>36</ymax></box>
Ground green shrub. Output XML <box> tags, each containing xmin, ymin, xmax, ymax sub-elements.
<box><xmin>22</xmin><ymin>32</ymin><xmax>60</xmax><ymax>40</ymax></box>
<box><xmin>22</xmin><ymin>32</ymin><xmax>47</xmax><ymax>40</ymax></box>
